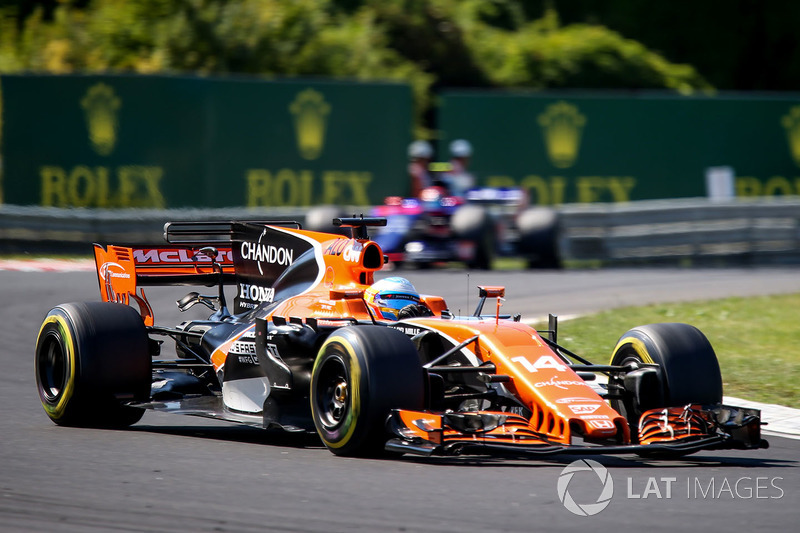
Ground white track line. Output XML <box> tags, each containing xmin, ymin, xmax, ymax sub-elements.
<box><xmin>0</xmin><ymin>259</ymin><xmax>95</xmax><ymax>272</ymax></box>
<box><xmin>724</xmin><ymin>396</ymin><xmax>800</xmax><ymax>441</ymax></box>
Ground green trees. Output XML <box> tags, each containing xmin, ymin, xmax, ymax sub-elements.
<box><xmin>446</xmin><ymin>3</ymin><xmax>710</xmax><ymax>93</ymax></box>
<box><xmin>0</xmin><ymin>0</ymin><xmax>714</xmax><ymax>131</ymax></box>
<box><xmin>0</xmin><ymin>1</ymin><xmax>712</xmax><ymax>86</ymax></box>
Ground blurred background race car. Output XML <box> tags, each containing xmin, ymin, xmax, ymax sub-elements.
<box><xmin>371</xmin><ymin>185</ymin><xmax>560</xmax><ymax>270</ymax></box>
<box><xmin>308</xmin><ymin>186</ymin><xmax>560</xmax><ymax>270</ymax></box>
<box><xmin>305</xmin><ymin>139</ymin><xmax>561</xmax><ymax>270</ymax></box>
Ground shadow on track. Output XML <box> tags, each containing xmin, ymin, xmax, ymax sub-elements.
<box><xmin>400</xmin><ymin>452</ymin><xmax>795</xmax><ymax>470</ymax></box>
<box><xmin>131</xmin><ymin>423</ymin><xmax>325</xmax><ymax>449</ymax></box>
<box><xmin>127</xmin><ymin>421</ymin><xmax>796</xmax><ymax>469</ymax></box>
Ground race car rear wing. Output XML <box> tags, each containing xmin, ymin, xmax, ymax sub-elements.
<box><xmin>93</xmin><ymin>220</ymin><xmax>302</xmax><ymax>325</ymax></box>
<box><xmin>93</xmin><ymin>243</ymin><xmax>235</xmax><ymax>326</ymax></box>
<box><xmin>94</xmin><ymin>243</ymin><xmax>235</xmax><ymax>285</ymax></box>
<box><xmin>163</xmin><ymin>220</ymin><xmax>302</xmax><ymax>244</ymax></box>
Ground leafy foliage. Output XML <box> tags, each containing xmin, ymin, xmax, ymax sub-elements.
<box><xmin>0</xmin><ymin>0</ymin><xmax>713</xmax><ymax>132</ymax></box>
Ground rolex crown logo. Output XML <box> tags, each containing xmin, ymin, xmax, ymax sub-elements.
<box><xmin>289</xmin><ymin>89</ymin><xmax>330</xmax><ymax>160</ymax></box>
<box><xmin>81</xmin><ymin>83</ymin><xmax>121</xmax><ymax>156</ymax></box>
<box><xmin>538</xmin><ymin>101</ymin><xmax>586</xmax><ymax>168</ymax></box>
<box><xmin>781</xmin><ymin>106</ymin><xmax>800</xmax><ymax>167</ymax></box>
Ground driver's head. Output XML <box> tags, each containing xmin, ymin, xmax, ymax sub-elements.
<box><xmin>364</xmin><ymin>277</ymin><xmax>421</xmax><ymax>320</ymax></box>
<box><xmin>449</xmin><ymin>139</ymin><xmax>472</xmax><ymax>159</ymax></box>
<box><xmin>408</xmin><ymin>140</ymin><xmax>433</xmax><ymax>161</ymax></box>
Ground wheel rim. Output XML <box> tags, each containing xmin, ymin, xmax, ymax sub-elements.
<box><xmin>617</xmin><ymin>352</ymin><xmax>643</xmax><ymax>367</ymax></box>
<box><xmin>611</xmin><ymin>351</ymin><xmax>644</xmax><ymax>392</ymax></box>
<box><xmin>315</xmin><ymin>355</ymin><xmax>350</xmax><ymax>431</ymax></box>
<box><xmin>38</xmin><ymin>331</ymin><xmax>67</xmax><ymax>403</ymax></box>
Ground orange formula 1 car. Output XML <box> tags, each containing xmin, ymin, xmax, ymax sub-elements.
<box><xmin>35</xmin><ymin>217</ymin><xmax>767</xmax><ymax>458</ymax></box>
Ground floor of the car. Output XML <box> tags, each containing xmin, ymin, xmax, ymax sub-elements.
<box><xmin>132</xmin><ymin>395</ymin><xmax>266</xmax><ymax>429</ymax></box>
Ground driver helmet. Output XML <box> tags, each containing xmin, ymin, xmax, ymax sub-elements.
<box><xmin>364</xmin><ymin>277</ymin><xmax>421</xmax><ymax>320</ymax></box>
<box><xmin>408</xmin><ymin>140</ymin><xmax>433</xmax><ymax>160</ymax></box>
<box><xmin>449</xmin><ymin>139</ymin><xmax>472</xmax><ymax>158</ymax></box>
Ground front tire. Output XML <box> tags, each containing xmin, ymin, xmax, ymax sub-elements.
<box><xmin>310</xmin><ymin>326</ymin><xmax>424</xmax><ymax>456</ymax></box>
<box><xmin>35</xmin><ymin>302</ymin><xmax>151</xmax><ymax>428</ymax></box>
<box><xmin>609</xmin><ymin>323</ymin><xmax>722</xmax><ymax>447</ymax></box>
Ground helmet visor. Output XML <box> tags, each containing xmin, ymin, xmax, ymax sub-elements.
<box><xmin>374</xmin><ymin>292</ymin><xmax>420</xmax><ymax>320</ymax></box>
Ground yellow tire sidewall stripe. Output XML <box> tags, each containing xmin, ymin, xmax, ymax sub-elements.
<box><xmin>611</xmin><ymin>336</ymin><xmax>655</xmax><ymax>364</ymax></box>
<box><xmin>312</xmin><ymin>335</ymin><xmax>362</xmax><ymax>449</ymax></box>
<box><xmin>37</xmin><ymin>314</ymin><xmax>77</xmax><ymax>419</ymax></box>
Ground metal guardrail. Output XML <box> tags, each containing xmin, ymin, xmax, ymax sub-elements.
<box><xmin>2</xmin><ymin>198</ymin><xmax>799</xmax><ymax>265</ymax></box>
<box><xmin>0</xmin><ymin>205</ymin><xmax>309</xmax><ymax>253</ymax></box>
<box><xmin>558</xmin><ymin>197</ymin><xmax>800</xmax><ymax>265</ymax></box>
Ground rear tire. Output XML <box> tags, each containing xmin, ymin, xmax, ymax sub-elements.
<box><xmin>305</xmin><ymin>206</ymin><xmax>348</xmax><ymax>236</ymax></box>
<box><xmin>452</xmin><ymin>204</ymin><xmax>495</xmax><ymax>270</ymax></box>
<box><xmin>35</xmin><ymin>302</ymin><xmax>151</xmax><ymax>428</ymax></box>
<box><xmin>310</xmin><ymin>326</ymin><xmax>424</xmax><ymax>456</ymax></box>
<box><xmin>516</xmin><ymin>207</ymin><xmax>560</xmax><ymax>269</ymax></box>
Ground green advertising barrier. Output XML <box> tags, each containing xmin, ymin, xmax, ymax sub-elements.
<box><xmin>0</xmin><ymin>75</ymin><xmax>413</xmax><ymax>208</ymax></box>
<box><xmin>439</xmin><ymin>92</ymin><xmax>800</xmax><ymax>204</ymax></box>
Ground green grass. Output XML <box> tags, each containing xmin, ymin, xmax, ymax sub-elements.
<box><xmin>536</xmin><ymin>293</ymin><xmax>800</xmax><ymax>408</ymax></box>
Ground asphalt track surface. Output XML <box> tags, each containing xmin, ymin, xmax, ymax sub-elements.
<box><xmin>1</xmin><ymin>267</ymin><xmax>799</xmax><ymax>532</ymax></box>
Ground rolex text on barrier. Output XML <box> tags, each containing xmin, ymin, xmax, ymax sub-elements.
<box><xmin>0</xmin><ymin>75</ymin><xmax>412</xmax><ymax>208</ymax></box>
<box><xmin>439</xmin><ymin>92</ymin><xmax>800</xmax><ymax>204</ymax></box>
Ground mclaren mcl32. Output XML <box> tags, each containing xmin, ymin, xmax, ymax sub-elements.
<box><xmin>35</xmin><ymin>217</ymin><xmax>766</xmax><ymax>458</ymax></box>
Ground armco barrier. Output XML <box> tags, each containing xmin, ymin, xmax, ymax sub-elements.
<box><xmin>0</xmin><ymin>205</ymin><xmax>310</xmax><ymax>253</ymax></box>
<box><xmin>1</xmin><ymin>199</ymin><xmax>799</xmax><ymax>265</ymax></box>
<box><xmin>559</xmin><ymin>197</ymin><xmax>800</xmax><ymax>265</ymax></box>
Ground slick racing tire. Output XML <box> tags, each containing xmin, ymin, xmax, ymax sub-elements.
<box><xmin>35</xmin><ymin>302</ymin><xmax>151</xmax><ymax>428</ymax></box>
<box><xmin>304</xmin><ymin>205</ymin><xmax>349</xmax><ymax>236</ymax></box>
<box><xmin>516</xmin><ymin>207</ymin><xmax>561</xmax><ymax>269</ymax></box>
<box><xmin>451</xmin><ymin>204</ymin><xmax>495</xmax><ymax>270</ymax></box>
<box><xmin>609</xmin><ymin>323</ymin><xmax>722</xmax><ymax>447</ymax></box>
<box><xmin>310</xmin><ymin>326</ymin><xmax>425</xmax><ymax>456</ymax></box>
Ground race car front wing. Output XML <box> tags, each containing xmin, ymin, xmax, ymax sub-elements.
<box><xmin>385</xmin><ymin>404</ymin><xmax>768</xmax><ymax>457</ymax></box>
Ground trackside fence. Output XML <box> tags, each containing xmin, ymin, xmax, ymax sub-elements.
<box><xmin>1</xmin><ymin>198</ymin><xmax>799</xmax><ymax>265</ymax></box>
<box><xmin>558</xmin><ymin>197</ymin><xmax>800</xmax><ymax>265</ymax></box>
<box><xmin>0</xmin><ymin>206</ymin><xmax>307</xmax><ymax>253</ymax></box>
